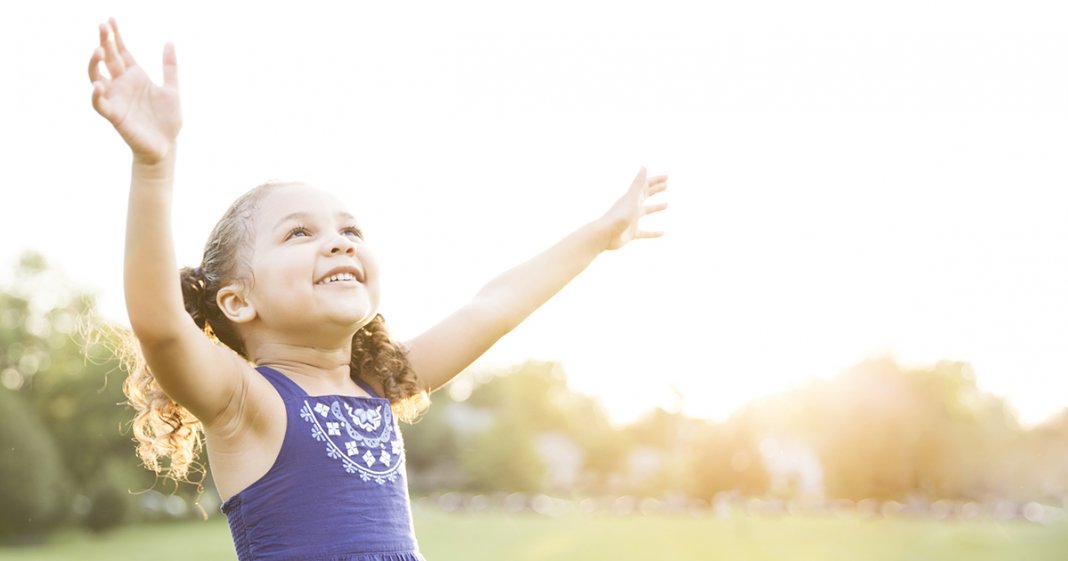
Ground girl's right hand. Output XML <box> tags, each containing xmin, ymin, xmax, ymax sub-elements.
<box><xmin>89</xmin><ymin>18</ymin><xmax>182</xmax><ymax>164</ymax></box>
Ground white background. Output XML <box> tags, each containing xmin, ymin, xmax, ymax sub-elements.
<box><xmin>1</xmin><ymin>1</ymin><xmax>1066</xmax><ymax>425</ymax></box>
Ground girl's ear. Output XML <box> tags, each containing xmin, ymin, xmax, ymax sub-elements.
<box><xmin>217</xmin><ymin>283</ymin><xmax>256</xmax><ymax>324</ymax></box>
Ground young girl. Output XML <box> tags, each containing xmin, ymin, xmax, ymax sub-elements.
<box><xmin>88</xmin><ymin>18</ymin><xmax>667</xmax><ymax>561</ymax></box>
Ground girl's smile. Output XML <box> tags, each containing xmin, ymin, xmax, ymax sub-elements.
<box><xmin>315</xmin><ymin>266</ymin><xmax>365</xmax><ymax>286</ymax></box>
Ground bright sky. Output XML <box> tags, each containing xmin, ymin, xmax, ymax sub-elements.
<box><xmin>2</xmin><ymin>1</ymin><xmax>1066</xmax><ymax>427</ymax></box>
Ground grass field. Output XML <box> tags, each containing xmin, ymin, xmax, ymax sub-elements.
<box><xmin>1</xmin><ymin>504</ymin><xmax>1065</xmax><ymax>561</ymax></box>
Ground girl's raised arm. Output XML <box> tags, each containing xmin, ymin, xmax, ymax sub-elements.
<box><xmin>404</xmin><ymin>168</ymin><xmax>668</xmax><ymax>393</ymax></box>
<box><xmin>90</xmin><ymin>19</ymin><xmax>249</xmax><ymax>424</ymax></box>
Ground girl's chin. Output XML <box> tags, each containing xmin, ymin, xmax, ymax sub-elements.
<box><xmin>302</xmin><ymin>317</ymin><xmax>376</xmax><ymax>346</ymax></box>
<box><xmin>330</xmin><ymin>308</ymin><xmax>379</xmax><ymax>329</ymax></box>
<box><xmin>319</xmin><ymin>293</ymin><xmax>376</xmax><ymax>316</ymax></box>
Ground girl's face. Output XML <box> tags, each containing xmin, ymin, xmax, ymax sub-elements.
<box><xmin>241</xmin><ymin>184</ymin><xmax>381</xmax><ymax>341</ymax></box>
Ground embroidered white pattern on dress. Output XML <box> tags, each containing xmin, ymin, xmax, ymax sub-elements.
<box><xmin>300</xmin><ymin>398</ymin><xmax>404</xmax><ymax>484</ymax></box>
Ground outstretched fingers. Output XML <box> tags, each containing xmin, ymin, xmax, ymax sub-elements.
<box><xmin>99</xmin><ymin>23</ymin><xmax>125</xmax><ymax>78</ymax></box>
<box><xmin>646</xmin><ymin>175</ymin><xmax>668</xmax><ymax>195</ymax></box>
<box><xmin>108</xmin><ymin>18</ymin><xmax>137</xmax><ymax>67</ymax></box>
<box><xmin>638</xmin><ymin>173</ymin><xmax>667</xmax><ymax>241</ymax></box>
<box><xmin>642</xmin><ymin>202</ymin><xmax>669</xmax><ymax>216</ymax></box>
<box><xmin>162</xmin><ymin>42</ymin><xmax>178</xmax><ymax>87</ymax></box>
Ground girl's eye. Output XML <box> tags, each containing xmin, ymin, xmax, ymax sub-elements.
<box><xmin>285</xmin><ymin>225</ymin><xmax>311</xmax><ymax>240</ymax></box>
<box><xmin>342</xmin><ymin>227</ymin><xmax>364</xmax><ymax>239</ymax></box>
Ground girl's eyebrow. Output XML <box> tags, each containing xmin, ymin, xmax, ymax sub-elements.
<box><xmin>275</xmin><ymin>212</ymin><xmax>310</xmax><ymax>230</ymax></box>
<box><xmin>274</xmin><ymin>211</ymin><xmax>358</xmax><ymax>229</ymax></box>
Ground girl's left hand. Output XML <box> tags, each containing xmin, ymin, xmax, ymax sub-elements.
<box><xmin>88</xmin><ymin>18</ymin><xmax>182</xmax><ymax>164</ymax></box>
<box><xmin>601</xmin><ymin>167</ymin><xmax>669</xmax><ymax>250</ymax></box>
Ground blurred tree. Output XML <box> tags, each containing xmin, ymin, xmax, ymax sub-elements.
<box><xmin>84</xmin><ymin>457</ymin><xmax>136</xmax><ymax>532</ymax></box>
<box><xmin>903</xmin><ymin>360</ymin><xmax>1018</xmax><ymax>500</ymax></box>
<box><xmin>456</xmin><ymin>361</ymin><xmax>566</xmax><ymax>493</ymax></box>
<box><xmin>812</xmin><ymin>359</ymin><xmax>921</xmax><ymax>500</ymax></box>
<box><xmin>1027</xmin><ymin>410</ymin><xmax>1068</xmax><ymax>501</ymax></box>
<box><xmin>366</xmin><ymin>345</ymin><xmax>1064</xmax><ymax>504</ymax></box>
<box><xmin>563</xmin><ymin>392</ymin><xmax>627</xmax><ymax>494</ymax></box>
<box><xmin>409</xmin><ymin>360</ymin><xmax>634</xmax><ymax>495</ymax></box>
<box><xmin>462</xmin><ymin>414</ymin><xmax>545</xmax><ymax>493</ymax></box>
<box><xmin>689</xmin><ymin>411</ymin><xmax>768</xmax><ymax>501</ymax></box>
<box><xmin>1</xmin><ymin>252</ymin><xmax>153</xmax><ymax>533</ymax></box>
<box><xmin>729</xmin><ymin>357</ymin><xmax>1031</xmax><ymax>502</ymax></box>
<box><xmin>401</xmin><ymin>391</ymin><xmax>465</xmax><ymax>493</ymax></box>
<box><xmin>0</xmin><ymin>387</ymin><xmax>70</xmax><ymax>542</ymax></box>
<box><xmin>619</xmin><ymin>407</ymin><xmax>705</xmax><ymax>497</ymax></box>
<box><xmin>464</xmin><ymin>361</ymin><xmax>572</xmax><ymax>431</ymax></box>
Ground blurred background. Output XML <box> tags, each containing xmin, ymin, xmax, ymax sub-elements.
<box><xmin>2</xmin><ymin>1</ymin><xmax>1067</xmax><ymax>559</ymax></box>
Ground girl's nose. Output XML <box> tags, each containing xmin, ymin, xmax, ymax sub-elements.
<box><xmin>328</xmin><ymin>233</ymin><xmax>358</xmax><ymax>255</ymax></box>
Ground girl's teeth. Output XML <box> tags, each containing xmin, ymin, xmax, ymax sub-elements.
<box><xmin>321</xmin><ymin>273</ymin><xmax>356</xmax><ymax>284</ymax></box>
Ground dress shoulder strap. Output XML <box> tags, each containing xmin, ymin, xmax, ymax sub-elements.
<box><xmin>354</xmin><ymin>377</ymin><xmax>381</xmax><ymax>399</ymax></box>
<box><xmin>255</xmin><ymin>366</ymin><xmax>309</xmax><ymax>398</ymax></box>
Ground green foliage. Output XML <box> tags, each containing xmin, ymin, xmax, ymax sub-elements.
<box><xmin>406</xmin><ymin>360</ymin><xmax>627</xmax><ymax>495</ymax></box>
<box><xmin>461</xmin><ymin>415</ymin><xmax>545</xmax><ymax>493</ymax></box>
<box><xmin>566</xmin><ymin>396</ymin><xmax>627</xmax><ymax>486</ymax></box>
<box><xmin>402</xmin><ymin>402</ymin><xmax>458</xmax><ymax>471</ymax></box>
<box><xmin>0</xmin><ymin>388</ymin><xmax>70</xmax><ymax>542</ymax></box>
<box><xmin>464</xmin><ymin>361</ymin><xmax>572</xmax><ymax>431</ymax></box>
<box><xmin>400</xmin><ymin>396</ymin><xmax>465</xmax><ymax>492</ymax></box>
<box><xmin>406</xmin><ymin>355</ymin><xmax>1067</xmax><ymax>503</ymax></box>
<box><xmin>84</xmin><ymin>459</ymin><xmax>134</xmax><ymax>533</ymax></box>
<box><xmin>455</xmin><ymin>361</ymin><xmax>632</xmax><ymax>494</ymax></box>
<box><xmin>26</xmin><ymin>327</ymin><xmax>149</xmax><ymax>512</ymax></box>
<box><xmin>0</xmin><ymin>252</ymin><xmax>154</xmax><ymax>536</ymax></box>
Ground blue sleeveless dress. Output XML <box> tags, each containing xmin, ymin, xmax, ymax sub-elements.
<box><xmin>221</xmin><ymin>366</ymin><xmax>426</xmax><ymax>561</ymax></box>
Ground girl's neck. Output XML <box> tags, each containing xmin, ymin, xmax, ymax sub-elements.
<box><xmin>250</xmin><ymin>341</ymin><xmax>356</xmax><ymax>395</ymax></box>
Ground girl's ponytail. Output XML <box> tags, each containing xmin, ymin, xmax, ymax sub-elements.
<box><xmin>351</xmin><ymin>314</ymin><xmax>429</xmax><ymax>422</ymax></box>
<box><xmin>180</xmin><ymin>266</ymin><xmax>210</xmax><ymax>331</ymax></box>
<box><xmin>179</xmin><ymin>264</ymin><xmax>247</xmax><ymax>357</ymax></box>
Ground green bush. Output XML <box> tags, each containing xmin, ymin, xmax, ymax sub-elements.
<box><xmin>0</xmin><ymin>388</ymin><xmax>70</xmax><ymax>542</ymax></box>
<box><xmin>85</xmin><ymin>481</ymin><xmax>128</xmax><ymax>533</ymax></box>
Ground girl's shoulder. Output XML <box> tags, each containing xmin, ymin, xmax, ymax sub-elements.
<box><xmin>205</xmin><ymin>363</ymin><xmax>287</xmax><ymax>436</ymax></box>
<box><xmin>204</xmin><ymin>365</ymin><xmax>289</xmax><ymax>501</ymax></box>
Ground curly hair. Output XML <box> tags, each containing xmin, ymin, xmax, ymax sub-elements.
<box><xmin>122</xmin><ymin>181</ymin><xmax>429</xmax><ymax>485</ymax></box>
